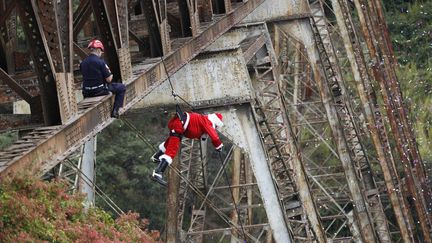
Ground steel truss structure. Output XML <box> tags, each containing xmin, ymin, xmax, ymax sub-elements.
<box><xmin>0</xmin><ymin>0</ymin><xmax>431</xmax><ymax>242</ymax></box>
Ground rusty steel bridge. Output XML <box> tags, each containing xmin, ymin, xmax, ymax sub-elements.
<box><xmin>0</xmin><ymin>0</ymin><xmax>431</xmax><ymax>242</ymax></box>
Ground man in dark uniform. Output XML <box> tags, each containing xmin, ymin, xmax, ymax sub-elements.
<box><xmin>80</xmin><ymin>39</ymin><xmax>126</xmax><ymax>118</ymax></box>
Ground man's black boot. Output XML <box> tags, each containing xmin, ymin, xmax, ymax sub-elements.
<box><xmin>111</xmin><ymin>107</ymin><xmax>120</xmax><ymax>118</ymax></box>
<box><xmin>151</xmin><ymin>158</ymin><xmax>169</xmax><ymax>186</ymax></box>
<box><xmin>150</xmin><ymin>150</ymin><xmax>164</xmax><ymax>163</ymax></box>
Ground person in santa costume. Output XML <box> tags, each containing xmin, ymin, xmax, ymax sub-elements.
<box><xmin>151</xmin><ymin>110</ymin><xmax>224</xmax><ymax>186</ymax></box>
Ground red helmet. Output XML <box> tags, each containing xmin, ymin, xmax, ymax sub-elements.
<box><xmin>88</xmin><ymin>39</ymin><xmax>104</xmax><ymax>52</ymax></box>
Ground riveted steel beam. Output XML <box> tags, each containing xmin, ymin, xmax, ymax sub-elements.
<box><xmin>177</xmin><ymin>0</ymin><xmax>192</xmax><ymax>37</ymax></box>
<box><xmin>0</xmin><ymin>0</ymin><xmax>264</xmax><ymax>180</ymax></box>
<box><xmin>17</xmin><ymin>0</ymin><xmax>61</xmax><ymax>125</ymax></box>
<box><xmin>330</xmin><ymin>0</ymin><xmax>414</xmax><ymax>241</ymax></box>
<box><xmin>73</xmin><ymin>0</ymin><xmax>92</xmax><ymax>39</ymax></box>
<box><xmin>140</xmin><ymin>0</ymin><xmax>163</xmax><ymax>57</ymax></box>
<box><xmin>354</xmin><ymin>0</ymin><xmax>432</xmax><ymax>240</ymax></box>
<box><xmin>90</xmin><ymin>0</ymin><xmax>121</xmax><ymax>82</ymax></box>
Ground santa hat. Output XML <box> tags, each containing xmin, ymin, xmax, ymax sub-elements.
<box><xmin>208</xmin><ymin>113</ymin><xmax>223</xmax><ymax>128</ymax></box>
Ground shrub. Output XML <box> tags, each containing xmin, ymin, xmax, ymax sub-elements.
<box><xmin>0</xmin><ymin>176</ymin><xmax>160</xmax><ymax>242</ymax></box>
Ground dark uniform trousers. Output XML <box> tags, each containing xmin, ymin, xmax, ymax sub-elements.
<box><xmin>83</xmin><ymin>82</ymin><xmax>126</xmax><ymax>110</ymax></box>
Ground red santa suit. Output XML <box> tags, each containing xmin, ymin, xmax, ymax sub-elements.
<box><xmin>158</xmin><ymin>112</ymin><xmax>223</xmax><ymax>164</ymax></box>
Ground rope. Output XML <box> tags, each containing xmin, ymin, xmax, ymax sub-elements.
<box><xmin>217</xmin><ymin>152</ymin><xmax>248</xmax><ymax>242</ymax></box>
<box><xmin>159</xmin><ymin>55</ymin><xmax>195</xmax><ymax>110</ymax></box>
<box><xmin>120</xmin><ymin>117</ymin><xmax>252</xmax><ymax>241</ymax></box>
<box><xmin>65</xmin><ymin>158</ymin><xmax>125</xmax><ymax>216</ymax></box>
<box><xmin>64</xmin><ymin>159</ymin><xmax>157</xmax><ymax>242</ymax></box>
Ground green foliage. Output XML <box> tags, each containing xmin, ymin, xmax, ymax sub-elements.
<box><xmin>0</xmin><ymin>176</ymin><xmax>160</xmax><ymax>242</ymax></box>
<box><xmin>386</xmin><ymin>0</ymin><xmax>432</xmax><ymax>163</ymax></box>
<box><xmin>0</xmin><ymin>131</ymin><xmax>17</xmax><ymax>150</ymax></box>
<box><xmin>387</xmin><ymin>1</ymin><xmax>432</xmax><ymax>66</ymax></box>
<box><xmin>95</xmin><ymin>113</ymin><xmax>169</xmax><ymax>230</ymax></box>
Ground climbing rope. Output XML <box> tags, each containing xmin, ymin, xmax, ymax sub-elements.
<box><xmin>65</xmin><ymin>158</ymin><xmax>124</xmax><ymax>216</ymax></box>
<box><xmin>120</xmin><ymin>117</ymin><xmax>251</xmax><ymax>241</ymax></box>
<box><xmin>135</xmin><ymin>28</ymin><xmax>248</xmax><ymax>240</ymax></box>
<box><xmin>64</xmin><ymin>159</ymin><xmax>157</xmax><ymax>241</ymax></box>
<box><xmin>217</xmin><ymin>152</ymin><xmax>248</xmax><ymax>241</ymax></box>
<box><xmin>159</xmin><ymin>55</ymin><xmax>195</xmax><ymax>110</ymax></box>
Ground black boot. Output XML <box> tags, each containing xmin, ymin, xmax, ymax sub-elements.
<box><xmin>111</xmin><ymin>107</ymin><xmax>120</xmax><ymax>118</ymax></box>
<box><xmin>150</xmin><ymin>150</ymin><xmax>164</xmax><ymax>163</ymax></box>
<box><xmin>151</xmin><ymin>158</ymin><xmax>169</xmax><ymax>186</ymax></box>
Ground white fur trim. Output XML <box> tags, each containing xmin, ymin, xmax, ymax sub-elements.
<box><xmin>216</xmin><ymin>143</ymin><xmax>223</xmax><ymax>150</ymax></box>
<box><xmin>160</xmin><ymin>154</ymin><xmax>173</xmax><ymax>164</ymax></box>
<box><xmin>158</xmin><ymin>142</ymin><xmax>166</xmax><ymax>152</ymax></box>
<box><xmin>207</xmin><ymin>114</ymin><xmax>223</xmax><ymax>128</ymax></box>
<box><xmin>183</xmin><ymin>112</ymin><xmax>190</xmax><ymax>130</ymax></box>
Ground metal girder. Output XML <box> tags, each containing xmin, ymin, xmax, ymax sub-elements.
<box><xmin>308</xmin><ymin>1</ymin><xmax>392</xmax><ymax>242</ymax></box>
<box><xmin>178</xmin><ymin>138</ymin><xmax>207</xmax><ymax>242</ymax></box>
<box><xmin>275</xmin><ymin>29</ymin><xmax>360</xmax><ymax>241</ymax></box>
<box><xmin>35</xmin><ymin>0</ymin><xmax>77</xmax><ymax>123</ymax></box>
<box><xmin>219</xmin><ymin>105</ymin><xmax>292</xmax><ymax>242</ymax></box>
<box><xmin>0</xmin><ymin>68</ymin><xmax>33</xmax><ymax>103</ymax></box>
<box><xmin>73</xmin><ymin>0</ymin><xmax>92</xmax><ymax>39</ymax></box>
<box><xmin>0</xmin><ymin>0</ymin><xmax>264</xmax><ymax>181</ymax></box>
<box><xmin>198</xmin><ymin>0</ymin><xmax>212</xmax><ymax>22</ymax></box>
<box><xmin>16</xmin><ymin>0</ymin><xmax>61</xmax><ymax>125</ymax></box>
<box><xmin>167</xmin><ymin>155</ymin><xmax>181</xmax><ymax>243</ymax></box>
<box><xmin>90</xmin><ymin>0</ymin><xmax>122</xmax><ymax>82</ymax></box>
<box><xmin>330</xmin><ymin>0</ymin><xmax>414</xmax><ymax>241</ymax></box>
<box><xmin>176</xmin><ymin>0</ymin><xmax>192</xmax><ymax>37</ymax></box>
<box><xmin>247</xmin><ymin>30</ymin><xmax>325</xmax><ymax>242</ymax></box>
<box><xmin>140</xmin><ymin>0</ymin><xmax>164</xmax><ymax>57</ymax></box>
<box><xmin>280</xmin><ymin>15</ymin><xmax>379</xmax><ymax>242</ymax></box>
<box><xmin>56</xmin><ymin>0</ymin><xmax>73</xmax><ymax>73</ymax></box>
<box><xmin>354</xmin><ymin>0</ymin><xmax>432</xmax><ymax>240</ymax></box>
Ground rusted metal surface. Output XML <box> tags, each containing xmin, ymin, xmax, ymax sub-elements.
<box><xmin>0</xmin><ymin>68</ymin><xmax>33</xmax><ymax>103</ymax></box>
<box><xmin>90</xmin><ymin>0</ymin><xmax>122</xmax><ymax>82</ymax></box>
<box><xmin>250</xmin><ymin>28</ymin><xmax>325</xmax><ymax>242</ymax></box>
<box><xmin>306</xmin><ymin>19</ymin><xmax>377</xmax><ymax>242</ymax></box>
<box><xmin>166</xmin><ymin>155</ymin><xmax>180</xmax><ymax>243</ymax></box>
<box><xmin>0</xmin><ymin>0</ymin><xmax>264</xmax><ymax>178</ymax></box>
<box><xmin>140</xmin><ymin>0</ymin><xmax>164</xmax><ymax>57</ymax></box>
<box><xmin>17</xmin><ymin>0</ymin><xmax>61</xmax><ymax>125</ymax></box>
<box><xmin>0</xmin><ymin>114</ymin><xmax>34</xmax><ymax>131</ymax></box>
<box><xmin>309</xmin><ymin>1</ymin><xmax>392</xmax><ymax>242</ymax></box>
<box><xmin>354</xmin><ymin>0</ymin><xmax>432</xmax><ymax>240</ymax></box>
<box><xmin>72</xmin><ymin>0</ymin><xmax>92</xmax><ymax>39</ymax></box>
<box><xmin>331</xmin><ymin>0</ymin><xmax>414</xmax><ymax>241</ymax></box>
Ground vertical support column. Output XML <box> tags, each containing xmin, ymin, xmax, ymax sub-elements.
<box><xmin>230</xmin><ymin>147</ymin><xmax>241</xmax><ymax>242</ymax></box>
<box><xmin>56</xmin><ymin>0</ymin><xmax>78</xmax><ymax>122</ymax></box>
<box><xmin>90</xmin><ymin>0</ymin><xmax>122</xmax><ymax>82</ymax></box>
<box><xmin>331</xmin><ymin>0</ymin><xmax>414</xmax><ymax>241</ymax></box>
<box><xmin>220</xmin><ymin>106</ymin><xmax>292</xmax><ymax>243</ymax></box>
<box><xmin>17</xmin><ymin>0</ymin><xmax>61</xmax><ymax>125</ymax></box>
<box><xmin>114</xmin><ymin>0</ymin><xmax>132</xmax><ymax>81</ymax></box>
<box><xmin>186</xmin><ymin>0</ymin><xmax>200</xmax><ymax>36</ymax></box>
<box><xmin>198</xmin><ymin>0</ymin><xmax>212</xmax><ymax>22</ymax></box>
<box><xmin>140</xmin><ymin>0</ymin><xmax>163</xmax><ymax>57</ymax></box>
<box><xmin>79</xmin><ymin>136</ymin><xmax>97</xmax><ymax>209</ymax></box>
<box><xmin>166</xmin><ymin>156</ymin><xmax>180</xmax><ymax>243</ymax></box>
<box><xmin>37</xmin><ymin>0</ymin><xmax>77</xmax><ymax>123</ymax></box>
<box><xmin>354</xmin><ymin>0</ymin><xmax>432</xmax><ymax>240</ymax></box>
<box><xmin>370</xmin><ymin>0</ymin><xmax>432</xmax><ymax>224</ymax></box>
<box><xmin>224</xmin><ymin>0</ymin><xmax>232</xmax><ymax>13</ymax></box>
<box><xmin>176</xmin><ymin>0</ymin><xmax>192</xmax><ymax>37</ymax></box>
<box><xmin>158</xmin><ymin>0</ymin><xmax>171</xmax><ymax>54</ymax></box>
<box><xmin>279</xmin><ymin>20</ymin><xmax>377</xmax><ymax>242</ymax></box>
